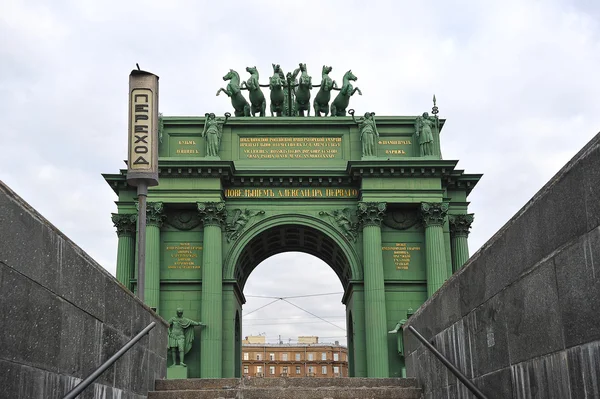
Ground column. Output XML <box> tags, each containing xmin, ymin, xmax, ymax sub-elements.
<box><xmin>449</xmin><ymin>214</ymin><xmax>474</xmax><ymax>272</ymax></box>
<box><xmin>112</xmin><ymin>213</ymin><xmax>137</xmax><ymax>290</ymax></box>
<box><xmin>198</xmin><ymin>201</ymin><xmax>226</xmax><ymax>378</ymax></box>
<box><xmin>357</xmin><ymin>202</ymin><xmax>389</xmax><ymax>377</ymax></box>
<box><xmin>145</xmin><ymin>202</ymin><xmax>165</xmax><ymax>311</ymax></box>
<box><xmin>421</xmin><ymin>202</ymin><xmax>449</xmax><ymax>297</ymax></box>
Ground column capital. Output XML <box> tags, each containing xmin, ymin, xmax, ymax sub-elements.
<box><xmin>111</xmin><ymin>213</ymin><xmax>137</xmax><ymax>237</ymax></box>
<box><xmin>420</xmin><ymin>202</ymin><xmax>448</xmax><ymax>227</ymax></box>
<box><xmin>197</xmin><ymin>201</ymin><xmax>227</xmax><ymax>227</ymax></box>
<box><xmin>146</xmin><ymin>202</ymin><xmax>166</xmax><ymax>227</ymax></box>
<box><xmin>357</xmin><ymin>202</ymin><xmax>386</xmax><ymax>228</ymax></box>
<box><xmin>449</xmin><ymin>214</ymin><xmax>474</xmax><ymax>237</ymax></box>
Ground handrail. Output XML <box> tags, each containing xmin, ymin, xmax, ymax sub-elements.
<box><xmin>406</xmin><ymin>325</ymin><xmax>488</xmax><ymax>399</ymax></box>
<box><xmin>63</xmin><ymin>321</ymin><xmax>157</xmax><ymax>399</ymax></box>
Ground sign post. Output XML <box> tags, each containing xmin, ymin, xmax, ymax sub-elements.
<box><xmin>126</xmin><ymin>68</ymin><xmax>159</xmax><ymax>305</ymax></box>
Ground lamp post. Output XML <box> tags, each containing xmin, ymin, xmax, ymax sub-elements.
<box><xmin>126</xmin><ymin>66</ymin><xmax>160</xmax><ymax>304</ymax></box>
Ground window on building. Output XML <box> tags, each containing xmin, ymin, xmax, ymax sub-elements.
<box><xmin>282</xmin><ymin>366</ymin><xmax>288</xmax><ymax>374</ymax></box>
<box><xmin>243</xmin><ymin>366</ymin><xmax>249</xmax><ymax>374</ymax></box>
<box><xmin>269</xmin><ymin>353</ymin><xmax>275</xmax><ymax>361</ymax></box>
<box><xmin>296</xmin><ymin>366</ymin><xmax>301</xmax><ymax>374</ymax></box>
<box><xmin>269</xmin><ymin>366</ymin><xmax>275</xmax><ymax>375</ymax></box>
<box><xmin>256</xmin><ymin>366</ymin><xmax>263</xmax><ymax>374</ymax></box>
<box><xmin>308</xmin><ymin>366</ymin><xmax>314</xmax><ymax>374</ymax></box>
<box><xmin>295</xmin><ymin>353</ymin><xmax>301</xmax><ymax>361</ymax></box>
<box><xmin>333</xmin><ymin>366</ymin><xmax>339</xmax><ymax>375</ymax></box>
<box><xmin>256</xmin><ymin>354</ymin><xmax>262</xmax><ymax>360</ymax></box>
<box><xmin>322</xmin><ymin>366</ymin><xmax>327</xmax><ymax>375</ymax></box>
<box><xmin>243</xmin><ymin>352</ymin><xmax>249</xmax><ymax>360</ymax></box>
<box><xmin>321</xmin><ymin>352</ymin><xmax>327</xmax><ymax>360</ymax></box>
<box><xmin>307</xmin><ymin>353</ymin><xmax>314</xmax><ymax>361</ymax></box>
<box><xmin>333</xmin><ymin>353</ymin><xmax>339</xmax><ymax>361</ymax></box>
<box><xmin>281</xmin><ymin>353</ymin><xmax>288</xmax><ymax>361</ymax></box>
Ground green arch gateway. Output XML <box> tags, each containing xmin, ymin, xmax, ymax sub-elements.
<box><xmin>104</xmin><ymin>72</ymin><xmax>481</xmax><ymax>379</ymax></box>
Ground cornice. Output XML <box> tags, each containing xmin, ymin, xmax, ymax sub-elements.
<box><xmin>227</xmin><ymin>174</ymin><xmax>355</xmax><ymax>188</ymax></box>
<box><xmin>347</xmin><ymin>160</ymin><xmax>459</xmax><ymax>179</ymax></box>
<box><xmin>105</xmin><ymin>159</ymin><xmax>481</xmax><ymax>195</ymax></box>
<box><xmin>162</xmin><ymin>115</ymin><xmax>446</xmax><ymax>131</ymax></box>
<box><xmin>444</xmin><ymin>172</ymin><xmax>482</xmax><ymax>195</ymax></box>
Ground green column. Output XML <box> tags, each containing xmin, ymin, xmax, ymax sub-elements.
<box><xmin>112</xmin><ymin>213</ymin><xmax>137</xmax><ymax>290</ymax></box>
<box><xmin>198</xmin><ymin>202</ymin><xmax>226</xmax><ymax>378</ymax></box>
<box><xmin>449</xmin><ymin>214</ymin><xmax>474</xmax><ymax>272</ymax></box>
<box><xmin>421</xmin><ymin>202</ymin><xmax>449</xmax><ymax>297</ymax></box>
<box><xmin>145</xmin><ymin>202</ymin><xmax>165</xmax><ymax>312</ymax></box>
<box><xmin>357</xmin><ymin>202</ymin><xmax>389</xmax><ymax>377</ymax></box>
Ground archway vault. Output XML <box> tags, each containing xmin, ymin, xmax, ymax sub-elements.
<box><xmin>224</xmin><ymin>215</ymin><xmax>362</xmax><ymax>292</ymax></box>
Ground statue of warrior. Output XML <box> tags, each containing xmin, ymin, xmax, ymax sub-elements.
<box><xmin>168</xmin><ymin>308</ymin><xmax>205</xmax><ymax>367</ymax></box>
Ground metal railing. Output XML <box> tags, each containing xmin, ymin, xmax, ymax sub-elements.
<box><xmin>405</xmin><ymin>325</ymin><xmax>488</xmax><ymax>399</ymax></box>
<box><xmin>63</xmin><ymin>322</ymin><xmax>156</xmax><ymax>399</ymax></box>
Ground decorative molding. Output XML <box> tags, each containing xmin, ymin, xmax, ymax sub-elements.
<box><xmin>319</xmin><ymin>208</ymin><xmax>358</xmax><ymax>242</ymax></box>
<box><xmin>225</xmin><ymin>209</ymin><xmax>265</xmax><ymax>242</ymax></box>
<box><xmin>420</xmin><ymin>202</ymin><xmax>448</xmax><ymax>227</ymax></box>
<box><xmin>166</xmin><ymin>210</ymin><xmax>202</xmax><ymax>230</ymax></box>
<box><xmin>197</xmin><ymin>202</ymin><xmax>227</xmax><ymax>227</ymax></box>
<box><xmin>449</xmin><ymin>214</ymin><xmax>474</xmax><ymax>237</ymax></box>
<box><xmin>382</xmin><ymin>210</ymin><xmax>420</xmax><ymax>230</ymax></box>
<box><xmin>111</xmin><ymin>213</ymin><xmax>136</xmax><ymax>236</ymax></box>
<box><xmin>357</xmin><ymin>202</ymin><xmax>386</xmax><ymax>228</ymax></box>
<box><xmin>146</xmin><ymin>202</ymin><xmax>166</xmax><ymax>227</ymax></box>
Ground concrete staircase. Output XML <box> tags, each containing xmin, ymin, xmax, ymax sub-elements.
<box><xmin>148</xmin><ymin>377</ymin><xmax>422</xmax><ymax>399</ymax></box>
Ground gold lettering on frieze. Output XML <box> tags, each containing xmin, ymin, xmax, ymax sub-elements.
<box><xmin>224</xmin><ymin>187</ymin><xmax>359</xmax><ymax>199</ymax></box>
<box><xmin>165</xmin><ymin>242</ymin><xmax>202</xmax><ymax>269</ymax></box>
<box><xmin>377</xmin><ymin>137</ymin><xmax>413</xmax><ymax>157</ymax></box>
<box><xmin>382</xmin><ymin>242</ymin><xmax>421</xmax><ymax>270</ymax></box>
<box><xmin>239</xmin><ymin>136</ymin><xmax>343</xmax><ymax>160</ymax></box>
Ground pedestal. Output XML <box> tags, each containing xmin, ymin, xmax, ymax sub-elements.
<box><xmin>167</xmin><ymin>365</ymin><xmax>188</xmax><ymax>379</ymax></box>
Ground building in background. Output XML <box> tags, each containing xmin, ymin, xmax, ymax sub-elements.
<box><xmin>242</xmin><ymin>336</ymin><xmax>348</xmax><ymax>377</ymax></box>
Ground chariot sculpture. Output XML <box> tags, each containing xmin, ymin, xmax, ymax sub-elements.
<box><xmin>216</xmin><ymin>63</ymin><xmax>362</xmax><ymax>117</ymax></box>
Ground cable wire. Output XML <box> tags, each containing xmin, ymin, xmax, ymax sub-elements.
<box><xmin>242</xmin><ymin>298</ymin><xmax>281</xmax><ymax>317</ymax></box>
<box><xmin>281</xmin><ymin>298</ymin><xmax>346</xmax><ymax>331</ymax></box>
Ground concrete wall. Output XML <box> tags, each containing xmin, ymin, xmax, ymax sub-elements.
<box><xmin>403</xmin><ymin>133</ymin><xmax>600</xmax><ymax>398</ymax></box>
<box><xmin>0</xmin><ymin>181</ymin><xmax>168</xmax><ymax>399</ymax></box>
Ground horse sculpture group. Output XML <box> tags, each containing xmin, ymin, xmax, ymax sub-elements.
<box><xmin>216</xmin><ymin>64</ymin><xmax>362</xmax><ymax>117</ymax></box>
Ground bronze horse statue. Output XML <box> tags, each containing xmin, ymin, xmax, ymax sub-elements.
<box><xmin>241</xmin><ymin>66</ymin><xmax>266</xmax><ymax>117</ymax></box>
<box><xmin>216</xmin><ymin>69</ymin><xmax>250</xmax><ymax>117</ymax></box>
<box><xmin>293</xmin><ymin>63</ymin><xmax>312</xmax><ymax>116</ymax></box>
<box><xmin>313</xmin><ymin>66</ymin><xmax>337</xmax><ymax>117</ymax></box>
<box><xmin>269</xmin><ymin>65</ymin><xmax>286</xmax><ymax>117</ymax></box>
<box><xmin>330</xmin><ymin>70</ymin><xmax>362</xmax><ymax>116</ymax></box>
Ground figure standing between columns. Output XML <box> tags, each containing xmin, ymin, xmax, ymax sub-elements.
<box><xmin>197</xmin><ymin>201</ymin><xmax>227</xmax><ymax>378</ymax></box>
<box><xmin>357</xmin><ymin>201</ymin><xmax>390</xmax><ymax>377</ymax></box>
<box><xmin>449</xmin><ymin>214</ymin><xmax>474</xmax><ymax>272</ymax></box>
<box><xmin>420</xmin><ymin>202</ymin><xmax>449</xmax><ymax>297</ymax></box>
<box><xmin>112</xmin><ymin>213</ymin><xmax>137</xmax><ymax>290</ymax></box>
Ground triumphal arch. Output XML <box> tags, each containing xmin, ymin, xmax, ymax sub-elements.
<box><xmin>104</xmin><ymin>65</ymin><xmax>480</xmax><ymax>379</ymax></box>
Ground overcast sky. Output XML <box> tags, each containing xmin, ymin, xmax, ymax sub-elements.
<box><xmin>2</xmin><ymin>0</ymin><xmax>600</xmax><ymax>346</ymax></box>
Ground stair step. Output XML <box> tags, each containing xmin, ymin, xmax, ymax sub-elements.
<box><xmin>155</xmin><ymin>377</ymin><xmax>419</xmax><ymax>391</ymax></box>
<box><xmin>149</xmin><ymin>386</ymin><xmax>423</xmax><ymax>399</ymax></box>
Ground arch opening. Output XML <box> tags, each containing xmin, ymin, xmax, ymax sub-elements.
<box><xmin>235</xmin><ymin>224</ymin><xmax>353</xmax><ymax>290</ymax></box>
<box><xmin>241</xmin><ymin>252</ymin><xmax>349</xmax><ymax>378</ymax></box>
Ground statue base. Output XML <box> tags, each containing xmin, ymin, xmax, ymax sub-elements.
<box><xmin>204</xmin><ymin>156</ymin><xmax>221</xmax><ymax>160</ymax></box>
<box><xmin>361</xmin><ymin>156</ymin><xmax>379</xmax><ymax>161</ymax></box>
<box><xmin>167</xmin><ymin>365</ymin><xmax>188</xmax><ymax>380</ymax></box>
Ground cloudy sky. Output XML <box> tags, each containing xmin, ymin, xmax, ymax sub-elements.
<box><xmin>2</xmin><ymin>0</ymin><xmax>600</xmax><ymax>345</ymax></box>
